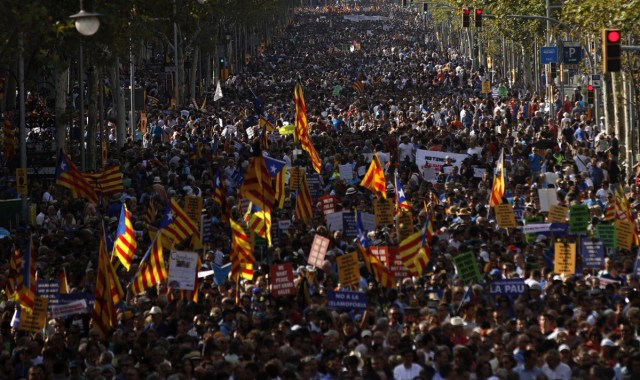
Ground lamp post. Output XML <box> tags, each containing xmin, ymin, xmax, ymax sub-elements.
<box><xmin>70</xmin><ymin>0</ymin><xmax>101</xmax><ymax>171</ymax></box>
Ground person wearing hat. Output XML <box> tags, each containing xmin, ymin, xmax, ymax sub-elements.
<box><xmin>144</xmin><ymin>306</ymin><xmax>168</xmax><ymax>337</ymax></box>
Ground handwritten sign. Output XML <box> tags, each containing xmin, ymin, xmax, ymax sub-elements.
<box><xmin>374</xmin><ymin>198</ymin><xmax>395</xmax><ymax>226</ymax></box>
<box><xmin>494</xmin><ymin>203</ymin><xmax>516</xmax><ymax>228</ymax></box>
<box><xmin>337</xmin><ymin>251</ymin><xmax>360</xmax><ymax>288</ymax></box>
<box><xmin>270</xmin><ymin>263</ymin><xmax>296</xmax><ymax>297</ymax></box>
<box><xmin>308</xmin><ymin>234</ymin><xmax>330</xmax><ymax>269</ymax></box>
<box><xmin>596</xmin><ymin>224</ymin><xmax>617</xmax><ymax>249</ymax></box>
<box><xmin>616</xmin><ymin>219</ymin><xmax>634</xmax><ymax>251</ymax></box>
<box><xmin>568</xmin><ymin>205</ymin><xmax>589</xmax><ymax>234</ymax></box>
<box><xmin>581</xmin><ymin>238</ymin><xmax>605</xmax><ymax>270</ymax></box>
<box><xmin>183</xmin><ymin>196</ymin><xmax>203</xmax><ymax>228</ymax></box>
<box><xmin>289</xmin><ymin>168</ymin><xmax>303</xmax><ymax>190</ymax></box>
<box><xmin>19</xmin><ymin>297</ymin><xmax>49</xmax><ymax>333</ymax></box>
<box><xmin>397</xmin><ymin>211</ymin><xmax>414</xmax><ymax>241</ymax></box>
<box><xmin>452</xmin><ymin>252</ymin><xmax>482</xmax><ymax>284</ymax></box>
<box><xmin>554</xmin><ymin>242</ymin><xmax>577</xmax><ymax>274</ymax></box>
<box><xmin>548</xmin><ymin>205</ymin><xmax>568</xmax><ymax>223</ymax></box>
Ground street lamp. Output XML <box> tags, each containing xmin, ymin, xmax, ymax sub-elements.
<box><xmin>70</xmin><ymin>0</ymin><xmax>100</xmax><ymax>171</ymax></box>
<box><xmin>70</xmin><ymin>0</ymin><xmax>101</xmax><ymax>36</ymax></box>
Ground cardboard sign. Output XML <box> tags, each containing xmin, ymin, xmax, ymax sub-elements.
<box><xmin>339</xmin><ymin>164</ymin><xmax>354</xmax><ymax>181</ymax></box>
<box><xmin>289</xmin><ymin>168</ymin><xmax>303</xmax><ymax>190</ymax></box>
<box><xmin>494</xmin><ymin>203</ymin><xmax>516</xmax><ymax>228</ymax></box>
<box><xmin>548</xmin><ymin>205</ymin><xmax>568</xmax><ymax>223</ymax></box>
<box><xmin>453</xmin><ymin>252</ymin><xmax>482</xmax><ymax>284</ymax></box>
<box><xmin>307</xmin><ymin>173</ymin><xmax>323</xmax><ymax>198</ymax></box>
<box><xmin>616</xmin><ymin>219</ymin><xmax>634</xmax><ymax>251</ymax></box>
<box><xmin>374</xmin><ymin>198</ymin><xmax>395</xmax><ymax>226</ymax></box>
<box><xmin>554</xmin><ymin>242</ymin><xmax>577</xmax><ymax>274</ymax></box>
<box><xmin>581</xmin><ymin>238</ymin><xmax>605</xmax><ymax>270</ymax></box>
<box><xmin>337</xmin><ymin>251</ymin><xmax>360</xmax><ymax>288</ymax></box>
<box><xmin>184</xmin><ymin>196</ymin><xmax>203</xmax><ymax>228</ymax></box>
<box><xmin>16</xmin><ymin>168</ymin><xmax>27</xmax><ymax>196</ymax></box>
<box><xmin>538</xmin><ymin>189</ymin><xmax>558</xmax><ymax>212</ymax></box>
<box><xmin>19</xmin><ymin>297</ymin><xmax>49</xmax><ymax>333</ymax></box>
<box><xmin>327</xmin><ymin>290</ymin><xmax>367</xmax><ymax>310</ymax></box>
<box><xmin>568</xmin><ymin>205</ymin><xmax>589</xmax><ymax>234</ymax></box>
<box><xmin>489</xmin><ymin>279</ymin><xmax>526</xmax><ymax>295</ymax></box>
<box><xmin>397</xmin><ymin>211</ymin><xmax>414</xmax><ymax>241</ymax></box>
<box><xmin>596</xmin><ymin>224</ymin><xmax>617</xmax><ymax>249</ymax></box>
<box><xmin>140</xmin><ymin>113</ymin><xmax>147</xmax><ymax>134</ymax></box>
<box><xmin>168</xmin><ymin>251</ymin><xmax>198</xmax><ymax>290</ymax></box>
<box><xmin>270</xmin><ymin>263</ymin><xmax>296</xmax><ymax>297</ymax></box>
<box><xmin>308</xmin><ymin>234</ymin><xmax>330</xmax><ymax>269</ymax></box>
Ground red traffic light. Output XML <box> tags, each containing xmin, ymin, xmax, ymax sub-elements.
<box><xmin>607</xmin><ymin>30</ymin><xmax>620</xmax><ymax>43</ymax></box>
<box><xmin>475</xmin><ymin>9</ymin><xmax>483</xmax><ymax>15</ymax></box>
<box><xmin>587</xmin><ymin>85</ymin><xmax>594</xmax><ymax>91</ymax></box>
<box><xmin>463</xmin><ymin>8</ymin><xmax>470</xmax><ymax>15</ymax></box>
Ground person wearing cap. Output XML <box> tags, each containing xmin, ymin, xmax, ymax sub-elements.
<box><xmin>144</xmin><ymin>306</ymin><xmax>168</xmax><ymax>337</ymax></box>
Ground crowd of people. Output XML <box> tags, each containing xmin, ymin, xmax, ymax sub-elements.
<box><xmin>1</xmin><ymin>2</ymin><xmax>640</xmax><ymax>380</ymax></box>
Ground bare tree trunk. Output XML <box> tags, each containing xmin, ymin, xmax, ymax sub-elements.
<box><xmin>54</xmin><ymin>65</ymin><xmax>69</xmax><ymax>153</ymax></box>
<box><xmin>522</xmin><ymin>46</ymin><xmax>532</xmax><ymax>91</ymax></box>
<box><xmin>87</xmin><ymin>62</ymin><xmax>98</xmax><ymax>171</ymax></box>
<box><xmin>190</xmin><ymin>47</ymin><xmax>198</xmax><ymax>102</ymax></box>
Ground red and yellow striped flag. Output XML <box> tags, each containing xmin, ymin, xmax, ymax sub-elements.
<box><xmin>113</xmin><ymin>204</ymin><xmax>137</xmax><ymax>270</ymax></box>
<box><xmin>398</xmin><ymin>229</ymin><xmax>429</xmax><ymax>276</ymax></box>
<box><xmin>16</xmin><ymin>238</ymin><xmax>36</xmax><ymax>313</ymax></box>
<box><xmin>239</xmin><ymin>155</ymin><xmax>275</xmax><ymax>212</ymax></box>
<box><xmin>295</xmin><ymin>172</ymin><xmax>313</xmax><ymax>224</ymax></box>
<box><xmin>489</xmin><ymin>149</ymin><xmax>505</xmax><ymax>207</ymax></box>
<box><xmin>360</xmin><ymin>153</ymin><xmax>387</xmax><ymax>199</ymax></box>
<box><xmin>82</xmin><ymin>166</ymin><xmax>124</xmax><ymax>196</ymax></box>
<box><xmin>93</xmin><ymin>231</ymin><xmax>122</xmax><ymax>338</ymax></box>
<box><xmin>131</xmin><ymin>236</ymin><xmax>167</xmax><ymax>296</ymax></box>
<box><xmin>293</xmin><ymin>83</ymin><xmax>322</xmax><ymax>173</ymax></box>
<box><xmin>160</xmin><ymin>198</ymin><xmax>199</xmax><ymax>248</ymax></box>
<box><xmin>275</xmin><ymin>166</ymin><xmax>287</xmax><ymax>209</ymax></box>
<box><xmin>55</xmin><ymin>153</ymin><xmax>99</xmax><ymax>204</ymax></box>
<box><xmin>59</xmin><ymin>268</ymin><xmax>69</xmax><ymax>294</ymax></box>
<box><xmin>230</xmin><ymin>219</ymin><xmax>254</xmax><ymax>281</ymax></box>
<box><xmin>358</xmin><ymin>244</ymin><xmax>395</xmax><ymax>288</ymax></box>
<box><xmin>5</xmin><ymin>247</ymin><xmax>20</xmax><ymax>301</ymax></box>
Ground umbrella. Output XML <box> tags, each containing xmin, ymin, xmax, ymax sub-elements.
<box><xmin>0</xmin><ymin>227</ymin><xmax>10</xmax><ymax>239</ymax></box>
<box><xmin>533</xmin><ymin>139</ymin><xmax>558</xmax><ymax>150</ymax></box>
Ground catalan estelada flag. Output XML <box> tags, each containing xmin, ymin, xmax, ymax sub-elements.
<box><xmin>113</xmin><ymin>204</ymin><xmax>137</xmax><ymax>270</ymax></box>
<box><xmin>230</xmin><ymin>219</ymin><xmax>254</xmax><ymax>281</ymax></box>
<box><xmin>239</xmin><ymin>153</ymin><xmax>275</xmax><ymax>213</ymax></box>
<box><xmin>295</xmin><ymin>172</ymin><xmax>313</xmax><ymax>224</ymax></box>
<box><xmin>16</xmin><ymin>238</ymin><xmax>36</xmax><ymax>313</ymax></box>
<box><xmin>131</xmin><ymin>235</ymin><xmax>166</xmax><ymax>296</ymax></box>
<box><xmin>360</xmin><ymin>153</ymin><xmax>387</xmax><ymax>199</ymax></box>
<box><xmin>159</xmin><ymin>198</ymin><xmax>199</xmax><ymax>248</ymax></box>
<box><xmin>352</xmin><ymin>80</ymin><xmax>364</xmax><ymax>94</ymax></box>
<box><xmin>489</xmin><ymin>149</ymin><xmax>505</xmax><ymax>207</ymax></box>
<box><xmin>395</xmin><ymin>172</ymin><xmax>410</xmax><ymax>214</ymax></box>
<box><xmin>145</xmin><ymin>200</ymin><xmax>156</xmax><ymax>226</ymax></box>
<box><xmin>82</xmin><ymin>166</ymin><xmax>124</xmax><ymax>196</ymax></box>
<box><xmin>55</xmin><ymin>152</ymin><xmax>98</xmax><ymax>204</ymax></box>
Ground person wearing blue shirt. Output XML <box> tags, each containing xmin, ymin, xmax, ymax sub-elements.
<box><xmin>528</xmin><ymin>148</ymin><xmax>543</xmax><ymax>176</ymax></box>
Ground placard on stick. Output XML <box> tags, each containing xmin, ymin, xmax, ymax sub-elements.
<box><xmin>494</xmin><ymin>203</ymin><xmax>516</xmax><ymax>228</ymax></box>
<box><xmin>270</xmin><ymin>263</ymin><xmax>296</xmax><ymax>297</ymax></box>
<box><xmin>548</xmin><ymin>205</ymin><xmax>568</xmax><ymax>223</ymax></box>
<box><xmin>569</xmin><ymin>205</ymin><xmax>589</xmax><ymax>234</ymax></box>
<box><xmin>289</xmin><ymin>168</ymin><xmax>303</xmax><ymax>190</ymax></box>
<box><xmin>616</xmin><ymin>219</ymin><xmax>634</xmax><ymax>251</ymax></box>
<box><xmin>308</xmin><ymin>234</ymin><xmax>330</xmax><ymax>269</ymax></box>
<box><xmin>337</xmin><ymin>251</ymin><xmax>360</xmax><ymax>288</ymax></box>
<box><xmin>374</xmin><ymin>198</ymin><xmax>395</xmax><ymax>226</ymax></box>
<box><xmin>554</xmin><ymin>242</ymin><xmax>576</xmax><ymax>274</ymax></box>
<box><xmin>596</xmin><ymin>224</ymin><xmax>617</xmax><ymax>249</ymax></box>
<box><xmin>397</xmin><ymin>211</ymin><xmax>414</xmax><ymax>241</ymax></box>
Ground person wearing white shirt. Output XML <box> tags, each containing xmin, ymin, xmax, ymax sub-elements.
<box><xmin>541</xmin><ymin>350</ymin><xmax>572</xmax><ymax>380</ymax></box>
<box><xmin>393</xmin><ymin>349</ymin><xmax>423</xmax><ymax>380</ymax></box>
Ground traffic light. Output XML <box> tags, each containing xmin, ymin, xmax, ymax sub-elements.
<box><xmin>602</xmin><ymin>29</ymin><xmax>621</xmax><ymax>72</ymax></box>
<box><xmin>422</xmin><ymin>3</ymin><xmax>428</xmax><ymax>14</ymax></box>
<box><xmin>550</xmin><ymin>62</ymin><xmax>557</xmax><ymax>79</ymax></box>
<box><xmin>475</xmin><ymin>9</ymin><xmax>483</xmax><ymax>28</ymax></box>
<box><xmin>462</xmin><ymin>8</ymin><xmax>470</xmax><ymax>27</ymax></box>
<box><xmin>587</xmin><ymin>85</ymin><xmax>594</xmax><ymax>106</ymax></box>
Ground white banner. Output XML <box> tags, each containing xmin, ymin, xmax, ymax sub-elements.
<box><xmin>522</xmin><ymin>223</ymin><xmax>552</xmax><ymax>234</ymax></box>
<box><xmin>51</xmin><ymin>300</ymin><xmax>88</xmax><ymax>319</ymax></box>
<box><xmin>416</xmin><ymin>149</ymin><xmax>468</xmax><ymax>171</ymax></box>
<box><xmin>168</xmin><ymin>251</ymin><xmax>198</xmax><ymax>290</ymax></box>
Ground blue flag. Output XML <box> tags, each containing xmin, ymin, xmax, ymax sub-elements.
<box><xmin>263</xmin><ymin>155</ymin><xmax>286</xmax><ymax>177</ymax></box>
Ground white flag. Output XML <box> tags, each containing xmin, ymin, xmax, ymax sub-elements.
<box><xmin>214</xmin><ymin>81</ymin><xmax>223</xmax><ymax>101</ymax></box>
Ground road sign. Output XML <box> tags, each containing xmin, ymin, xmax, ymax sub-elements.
<box><xmin>541</xmin><ymin>46</ymin><xmax>558</xmax><ymax>64</ymax></box>
<box><xmin>591</xmin><ymin>74</ymin><xmax>601</xmax><ymax>89</ymax></box>
<box><xmin>562</xmin><ymin>45</ymin><xmax>582</xmax><ymax>64</ymax></box>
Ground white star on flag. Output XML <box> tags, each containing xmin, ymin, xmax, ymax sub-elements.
<box><xmin>270</xmin><ymin>165</ymin><xmax>277</xmax><ymax>175</ymax></box>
